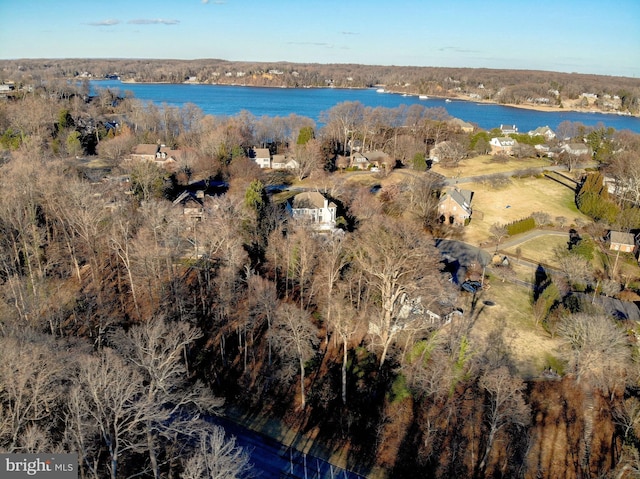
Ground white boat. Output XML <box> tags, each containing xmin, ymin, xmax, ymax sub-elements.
<box><xmin>376</xmin><ymin>88</ymin><xmax>385</xmax><ymax>93</ymax></box>
<box><xmin>445</xmin><ymin>99</ymin><xmax>452</xmax><ymax>103</ymax></box>
<box><xmin>419</xmin><ymin>95</ymin><xmax>428</xmax><ymax>100</ymax></box>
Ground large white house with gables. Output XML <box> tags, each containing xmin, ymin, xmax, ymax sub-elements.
<box><xmin>287</xmin><ymin>191</ymin><xmax>337</xmax><ymax>231</ymax></box>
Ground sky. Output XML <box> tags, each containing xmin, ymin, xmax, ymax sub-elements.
<box><xmin>1</xmin><ymin>0</ymin><xmax>639</xmax><ymax>78</ymax></box>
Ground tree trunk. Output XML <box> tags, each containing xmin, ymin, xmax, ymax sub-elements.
<box><xmin>147</xmin><ymin>422</ymin><xmax>160</xmax><ymax>479</ymax></box>
<box><xmin>299</xmin><ymin>356</ymin><xmax>306</xmax><ymax>409</ymax></box>
<box><xmin>478</xmin><ymin>427</ymin><xmax>496</xmax><ymax>476</ymax></box>
<box><xmin>342</xmin><ymin>336</ymin><xmax>348</xmax><ymax>405</ymax></box>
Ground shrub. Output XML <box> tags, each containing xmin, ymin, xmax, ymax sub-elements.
<box><xmin>532</xmin><ymin>211</ymin><xmax>551</xmax><ymax>226</ymax></box>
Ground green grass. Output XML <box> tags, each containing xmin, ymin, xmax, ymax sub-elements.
<box><xmin>503</xmin><ymin>234</ymin><xmax>568</xmax><ymax>268</ymax></box>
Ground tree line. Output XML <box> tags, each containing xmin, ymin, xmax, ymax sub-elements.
<box><xmin>2</xmin><ymin>58</ymin><xmax>639</xmax><ymax>113</ymax></box>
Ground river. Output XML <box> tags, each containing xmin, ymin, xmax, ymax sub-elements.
<box><xmin>91</xmin><ymin>80</ymin><xmax>640</xmax><ymax>134</ymax></box>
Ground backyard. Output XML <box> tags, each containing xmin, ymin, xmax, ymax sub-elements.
<box><xmin>462</xmin><ymin>175</ymin><xmax>589</xmax><ymax>244</ymax></box>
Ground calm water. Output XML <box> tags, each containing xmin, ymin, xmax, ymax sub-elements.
<box><xmin>92</xmin><ymin>80</ymin><xmax>640</xmax><ymax>134</ymax></box>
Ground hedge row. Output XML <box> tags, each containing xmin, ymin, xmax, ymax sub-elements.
<box><xmin>506</xmin><ymin>216</ymin><xmax>536</xmax><ymax>236</ymax></box>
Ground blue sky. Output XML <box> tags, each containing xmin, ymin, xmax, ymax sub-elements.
<box><xmin>1</xmin><ymin>0</ymin><xmax>639</xmax><ymax>77</ymax></box>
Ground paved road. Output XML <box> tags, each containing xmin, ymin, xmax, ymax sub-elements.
<box><xmin>498</xmin><ymin>229</ymin><xmax>568</xmax><ymax>251</ymax></box>
<box><xmin>208</xmin><ymin>414</ymin><xmax>366</xmax><ymax>479</ymax></box>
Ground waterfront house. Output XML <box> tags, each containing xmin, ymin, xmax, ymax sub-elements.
<box><xmin>500</xmin><ymin>124</ymin><xmax>518</xmax><ymax>135</ymax></box>
<box><xmin>449</xmin><ymin>118</ymin><xmax>474</xmax><ymax>133</ymax></box>
<box><xmin>438</xmin><ymin>188</ymin><xmax>473</xmax><ymax>226</ymax></box>
<box><xmin>528</xmin><ymin>126</ymin><xmax>556</xmax><ymax>141</ymax></box>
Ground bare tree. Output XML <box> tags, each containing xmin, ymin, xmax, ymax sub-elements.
<box><xmin>477</xmin><ymin>366</ymin><xmax>530</xmax><ymax>475</ymax></box>
<box><xmin>245</xmin><ymin>270</ymin><xmax>278</xmax><ymax>367</ymax></box>
<box><xmin>351</xmin><ymin>215</ymin><xmax>456</xmax><ymax>366</ymax></box>
<box><xmin>326</xmin><ymin>296</ymin><xmax>362</xmax><ymax>405</ymax></box>
<box><xmin>403</xmin><ymin>332</ymin><xmax>453</xmax><ymax>400</ymax></box>
<box><xmin>320</xmin><ymin>101</ymin><xmax>364</xmax><ymax>156</ymax></box>
<box><xmin>557</xmin><ymin>313</ymin><xmax>630</xmax><ymax>390</ymax></box>
<box><xmin>405</xmin><ymin>174</ymin><xmax>444</xmax><ymax>229</ymax></box>
<box><xmin>317</xmin><ymin>234</ymin><xmax>348</xmax><ymax>345</ymax></box>
<box><xmin>270</xmin><ymin>302</ymin><xmax>319</xmax><ymax>409</ymax></box>
<box><xmin>0</xmin><ymin>335</ymin><xmax>63</xmax><ymax>452</ymax></box>
<box><xmin>181</xmin><ymin>425</ymin><xmax>252</xmax><ymax>479</ymax></box>
<box><xmin>69</xmin><ymin>349</ymin><xmax>149</xmax><ymax>479</ymax></box>
<box><xmin>489</xmin><ymin>223</ymin><xmax>508</xmax><ymax>251</ymax></box>
<box><xmin>285</xmin><ymin>224</ymin><xmax>320</xmax><ymax>309</ymax></box>
<box><xmin>613</xmin><ymin>397</ymin><xmax>640</xmax><ymax>445</ymax></box>
<box><xmin>115</xmin><ymin>318</ymin><xmax>222</xmax><ymax>479</ymax></box>
<box><xmin>293</xmin><ymin>138</ymin><xmax>323</xmax><ymax>180</ymax></box>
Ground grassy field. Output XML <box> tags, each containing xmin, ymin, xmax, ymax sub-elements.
<box><xmin>431</xmin><ymin>154</ymin><xmax>551</xmax><ymax>178</ymax></box>
<box><xmin>461</xmin><ymin>277</ymin><xmax>563</xmax><ymax>377</ymax></box>
<box><xmin>462</xmin><ymin>176</ymin><xmax>589</xmax><ymax>244</ymax></box>
<box><xmin>503</xmin><ymin>234</ymin><xmax>568</xmax><ymax>268</ymax></box>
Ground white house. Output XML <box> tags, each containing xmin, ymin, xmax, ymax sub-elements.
<box><xmin>350</xmin><ymin>152</ymin><xmax>371</xmax><ymax>170</ymax></box>
<box><xmin>528</xmin><ymin>126</ymin><xmax>556</xmax><ymax>141</ymax></box>
<box><xmin>562</xmin><ymin>143</ymin><xmax>591</xmax><ymax>157</ymax></box>
<box><xmin>251</xmin><ymin>148</ymin><xmax>271</xmax><ymax>168</ymax></box>
<box><xmin>288</xmin><ymin>192</ymin><xmax>337</xmax><ymax>230</ymax></box>
<box><xmin>272</xmin><ymin>154</ymin><xmax>299</xmax><ymax>170</ymax></box>
<box><xmin>499</xmin><ymin>124</ymin><xmax>518</xmax><ymax>135</ymax></box>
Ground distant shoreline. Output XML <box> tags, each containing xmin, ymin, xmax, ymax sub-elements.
<box><xmin>107</xmin><ymin>78</ymin><xmax>639</xmax><ymax>119</ymax></box>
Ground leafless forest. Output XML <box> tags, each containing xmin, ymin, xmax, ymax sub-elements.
<box><xmin>1</xmin><ymin>63</ymin><xmax>640</xmax><ymax>479</ymax></box>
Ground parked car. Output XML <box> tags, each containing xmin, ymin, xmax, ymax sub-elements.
<box><xmin>461</xmin><ymin>280</ymin><xmax>482</xmax><ymax>293</ymax></box>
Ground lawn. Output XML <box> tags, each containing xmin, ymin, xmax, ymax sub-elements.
<box><xmin>503</xmin><ymin>234</ymin><xmax>569</xmax><ymax>268</ymax></box>
<box><xmin>462</xmin><ymin>176</ymin><xmax>589</xmax><ymax>244</ymax></box>
<box><xmin>431</xmin><ymin>154</ymin><xmax>551</xmax><ymax>178</ymax></box>
<box><xmin>461</xmin><ymin>277</ymin><xmax>563</xmax><ymax>377</ymax></box>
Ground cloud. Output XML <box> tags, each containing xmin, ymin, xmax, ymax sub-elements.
<box><xmin>340</xmin><ymin>31</ymin><xmax>358</xmax><ymax>35</ymax></box>
<box><xmin>287</xmin><ymin>41</ymin><xmax>332</xmax><ymax>47</ymax></box>
<box><xmin>87</xmin><ymin>19</ymin><xmax>120</xmax><ymax>27</ymax></box>
<box><xmin>128</xmin><ymin>19</ymin><xmax>180</xmax><ymax>25</ymax></box>
<box><xmin>437</xmin><ymin>46</ymin><xmax>481</xmax><ymax>54</ymax></box>
<box><xmin>202</xmin><ymin>0</ymin><xmax>226</xmax><ymax>3</ymax></box>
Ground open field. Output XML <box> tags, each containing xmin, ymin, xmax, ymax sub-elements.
<box><xmin>431</xmin><ymin>155</ymin><xmax>551</xmax><ymax>178</ymax></box>
<box><xmin>503</xmin><ymin>234</ymin><xmax>568</xmax><ymax>268</ymax></box>
<box><xmin>462</xmin><ymin>176</ymin><xmax>589</xmax><ymax>244</ymax></box>
<box><xmin>461</xmin><ymin>276</ymin><xmax>563</xmax><ymax>377</ymax></box>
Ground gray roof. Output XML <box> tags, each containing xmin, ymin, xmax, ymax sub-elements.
<box><xmin>441</xmin><ymin>188</ymin><xmax>473</xmax><ymax>212</ymax></box>
<box><xmin>292</xmin><ymin>191</ymin><xmax>335</xmax><ymax>209</ymax></box>
<box><xmin>610</xmin><ymin>231</ymin><xmax>635</xmax><ymax>245</ymax></box>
